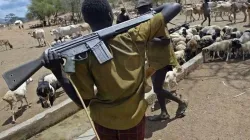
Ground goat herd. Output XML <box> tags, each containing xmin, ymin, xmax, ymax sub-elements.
<box><xmin>169</xmin><ymin>24</ymin><xmax>250</xmax><ymax>65</ymax></box>
<box><xmin>182</xmin><ymin>0</ymin><xmax>250</xmax><ymax>24</ymax></box>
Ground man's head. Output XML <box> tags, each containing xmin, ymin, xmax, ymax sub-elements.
<box><xmin>136</xmin><ymin>0</ymin><xmax>153</xmax><ymax>15</ymax></box>
<box><xmin>204</xmin><ymin>0</ymin><xmax>209</xmax><ymax>3</ymax></box>
<box><xmin>81</xmin><ymin>0</ymin><xmax>113</xmax><ymax>31</ymax></box>
<box><xmin>121</xmin><ymin>8</ymin><xmax>126</xmax><ymax>14</ymax></box>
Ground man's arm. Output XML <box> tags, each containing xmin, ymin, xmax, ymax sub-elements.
<box><xmin>44</xmin><ymin>52</ymin><xmax>89</xmax><ymax>108</ymax></box>
<box><xmin>52</xmin><ymin>69</ymin><xmax>90</xmax><ymax>108</ymax></box>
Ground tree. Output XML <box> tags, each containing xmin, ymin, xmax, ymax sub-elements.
<box><xmin>28</xmin><ymin>0</ymin><xmax>64</xmax><ymax>24</ymax></box>
<box><xmin>5</xmin><ymin>13</ymin><xmax>17</xmax><ymax>24</ymax></box>
<box><xmin>61</xmin><ymin>0</ymin><xmax>84</xmax><ymax>22</ymax></box>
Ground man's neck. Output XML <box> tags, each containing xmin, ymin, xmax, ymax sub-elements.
<box><xmin>90</xmin><ymin>23</ymin><xmax>112</xmax><ymax>32</ymax></box>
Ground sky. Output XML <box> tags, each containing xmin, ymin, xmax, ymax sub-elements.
<box><xmin>0</xmin><ymin>0</ymin><xmax>31</xmax><ymax>19</ymax></box>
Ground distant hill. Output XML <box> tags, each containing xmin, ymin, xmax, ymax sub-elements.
<box><xmin>0</xmin><ymin>17</ymin><xmax>28</xmax><ymax>24</ymax></box>
<box><xmin>0</xmin><ymin>18</ymin><xmax>6</xmax><ymax>24</ymax></box>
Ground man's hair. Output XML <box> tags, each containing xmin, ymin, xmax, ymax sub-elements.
<box><xmin>121</xmin><ymin>8</ymin><xmax>126</xmax><ymax>12</ymax></box>
<box><xmin>81</xmin><ymin>0</ymin><xmax>112</xmax><ymax>25</ymax></box>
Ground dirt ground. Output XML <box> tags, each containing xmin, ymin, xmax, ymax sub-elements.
<box><xmin>0</xmin><ymin>9</ymin><xmax>250</xmax><ymax>136</ymax></box>
<box><xmin>0</xmin><ymin>21</ymin><xmax>70</xmax><ymax>132</ymax></box>
<box><xmin>145</xmin><ymin>60</ymin><xmax>250</xmax><ymax>140</ymax></box>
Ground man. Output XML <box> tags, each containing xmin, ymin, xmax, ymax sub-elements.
<box><xmin>43</xmin><ymin>0</ymin><xmax>181</xmax><ymax>139</ymax></box>
<box><xmin>201</xmin><ymin>0</ymin><xmax>211</xmax><ymax>26</ymax></box>
<box><xmin>137</xmin><ymin>0</ymin><xmax>188</xmax><ymax>121</ymax></box>
<box><xmin>116</xmin><ymin>8</ymin><xmax>130</xmax><ymax>24</ymax></box>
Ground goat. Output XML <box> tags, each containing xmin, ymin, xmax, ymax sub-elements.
<box><xmin>2</xmin><ymin>78</ymin><xmax>33</xmax><ymax>123</ymax></box>
<box><xmin>37</xmin><ymin>74</ymin><xmax>61</xmax><ymax>108</ymax></box>
<box><xmin>0</xmin><ymin>40</ymin><xmax>13</xmax><ymax>50</ymax></box>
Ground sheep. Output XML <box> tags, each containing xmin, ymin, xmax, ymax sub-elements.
<box><xmin>50</xmin><ymin>35</ymin><xmax>73</xmax><ymax>47</ymax></box>
<box><xmin>202</xmin><ymin>39</ymin><xmax>233</xmax><ymax>61</ymax></box>
<box><xmin>199</xmin><ymin>35</ymin><xmax>216</xmax><ymax>48</ymax></box>
<box><xmin>37</xmin><ymin>74</ymin><xmax>61</xmax><ymax>108</ymax></box>
<box><xmin>175</xmin><ymin>44</ymin><xmax>186</xmax><ymax>51</ymax></box>
<box><xmin>190</xmin><ymin>24</ymin><xmax>203</xmax><ymax>32</ymax></box>
<box><xmin>230</xmin><ymin>31</ymin><xmax>243</xmax><ymax>39</ymax></box>
<box><xmin>216</xmin><ymin>36</ymin><xmax>223</xmax><ymax>42</ymax></box>
<box><xmin>193</xmin><ymin>35</ymin><xmax>201</xmax><ymax>42</ymax></box>
<box><xmin>200</xmin><ymin>25</ymin><xmax>221</xmax><ymax>38</ymax></box>
<box><xmin>239</xmin><ymin>41</ymin><xmax>250</xmax><ymax>60</ymax></box>
<box><xmin>238</xmin><ymin>32</ymin><xmax>250</xmax><ymax>44</ymax></box>
<box><xmin>172</xmin><ymin>37</ymin><xmax>186</xmax><ymax>45</ymax></box>
<box><xmin>170</xmin><ymin>33</ymin><xmax>182</xmax><ymax>38</ymax></box>
<box><xmin>185</xmin><ymin>38</ymin><xmax>199</xmax><ymax>61</ymax></box>
<box><xmin>175</xmin><ymin>50</ymin><xmax>186</xmax><ymax>63</ymax></box>
<box><xmin>2</xmin><ymin>78</ymin><xmax>33</xmax><ymax>123</ymax></box>
<box><xmin>187</xmin><ymin>28</ymin><xmax>198</xmax><ymax>35</ymax></box>
<box><xmin>176</xmin><ymin>41</ymin><xmax>186</xmax><ymax>46</ymax></box>
<box><xmin>0</xmin><ymin>39</ymin><xmax>13</xmax><ymax>50</ymax></box>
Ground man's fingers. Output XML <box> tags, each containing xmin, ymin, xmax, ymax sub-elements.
<box><xmin>49</xmin><ymin>52</ymin><xmax>54</xmax><ymax>62</ymax></box>
<box><xmin>44</xmin><ymin>52</ymin><xmax>50</xmax><ymax>64</ymax></box>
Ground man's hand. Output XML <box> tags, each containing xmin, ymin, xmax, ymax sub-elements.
<box><xmin>43</xmin><ymin>51</ymin><xmax>64</xmax><ymax>72</ymax></box>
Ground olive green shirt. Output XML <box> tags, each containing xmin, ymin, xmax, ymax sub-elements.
<box><xmin>68</xmin><ymin>13</ymin><xmax>166</xmax><ymax>130</ymax></box>
<box><xmin>147</xmin><ymin>27</ymin><xmax>179</xmax><ymax>70</ymax></box>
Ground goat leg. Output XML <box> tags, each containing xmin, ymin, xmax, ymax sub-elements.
<box><xmin>18</xmin><ymin>100</ymin><xmax>23</xmax><ymax>109</ymax></box>
<box><xmin>10</xmin><ymin>104</ymin><xmax>16</xmax><ymax>124</ymax></box>
<box><xmin>226</xmin><ymin>52</ymin><xmax>230</xmax><ymax>62</ymax></box>
<box><xmin>243</xmin><ymin>11</ymin><xmax>247</xmax><ymax>22</ymax></box>
<box><xmin>217</xmin><ymin>51</ymin><xmax>223</xmax><ymax>60</ymax></box>
<box><xmin>24</xmin><ymin>95</ymin><xmax>31</xmax><ymax>108</ymax></box>
<box><xmin>212</xmin><ymin>51</ymin><xmax>216</xmax><ymax>60</ymax></box>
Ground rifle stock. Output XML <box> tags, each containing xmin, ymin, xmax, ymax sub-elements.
<box><xmin>2</xmin><ymin>57</ymin><xmax>44</xmax><ymax>91</ymax></box>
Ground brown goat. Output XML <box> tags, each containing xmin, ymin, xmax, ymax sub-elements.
<box><xmin>0</xmin><ymin>40</ymin><xmax>13</xmax><ymax>51</ymax></box>
<box><xmin>193</xmin><ymin>4</ymin><xmax>204</xmax><ymax>20</ymax></box>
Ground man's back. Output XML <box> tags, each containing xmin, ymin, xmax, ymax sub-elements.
<box><xmin>69</xmin><ymin>13</ymin><xmax>168</xmax><ymax>130</ymax></box>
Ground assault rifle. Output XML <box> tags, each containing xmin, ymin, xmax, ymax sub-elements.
<box><xmin>3</xmin><ymin>8</ymin><xmax>160</xmax><ymax>91</ymax></box>
<box><xmin>2</xmin><ymin>6</ymin><xmax>186</xmax><ymax>91</ymax></box>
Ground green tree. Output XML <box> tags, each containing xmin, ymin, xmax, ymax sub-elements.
<box><xmin>28</xmin><ymin>0</ymin><xmax>64</xmax><ymax>24</ymax></box>
<box><xmin>5</xmin><ymin>13</ymin><xmax>17</xmax><ymax>24</ymax></box>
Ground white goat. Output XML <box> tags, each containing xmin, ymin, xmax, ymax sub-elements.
<box><xmin>2</xmin><ymin>78</ymin><xmax>33</xmax><ymax>123</ymax></box>
<box><xmin>238</xmin><ymin>41</ymin><xmax>250</xmax><ymax>60</ymax></box>
<box><xmin>175</xmin><ymin>50</ymin><xmax>186</xmax><ymax>63</ymax></box>
<box><xmin>176</xmin><ymin>41</ymin><xmax>186</xmax><ymax>46</ymax></box>
<box><xmin>172</xmin><ymin>37</ymin><xmax>186</xmax><ymax>45</ymax></box>
<box><xmin>164</xmin><ymin>67</ymin><xmax>182</xmax><ymax>89</ymax></box>
<box><xmin>175</xmin><ymin>44</ymin><xmax>186</xmax><ymax>51</ymax></box>
<box><xmin>28</xmin><ymin>29</ymin><xmax>47</xmax><ymax>47</ymax></box>
<box><xmin>182</xmin><ymin>7</ymin><xmax>195</xmax><ymax>22</ymax></box>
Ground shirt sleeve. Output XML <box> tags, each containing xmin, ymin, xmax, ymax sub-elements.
<box><xmin>68</xmin><ymin>62</ymin><xmax>95</xmax><ymax>100</ymax></box>
<box><xmin>131</xmin><ymin>13</ymin><xmax>167</xmax><ymax>44</ymax></box>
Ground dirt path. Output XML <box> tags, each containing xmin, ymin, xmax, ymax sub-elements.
<box><xmin>145</xmin><ymin>60</ymin><xmax>250</xmax><ymax>140</ymax></box>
